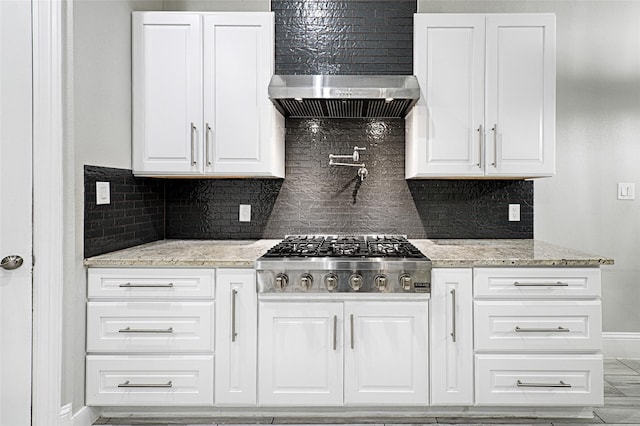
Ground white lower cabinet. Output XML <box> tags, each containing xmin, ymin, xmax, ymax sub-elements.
<box><xmin>86</xmin><ymin>267</ymin><xmax>217</xmax><ymax>407</ymax></box>
<box><xmin>214</xmin><ymin>269</ymin><xmax>258</xmax><ymax>406</ymax></box>
<box><xmin>476</xmin><ymin>354</ymin><xmax>603</xmax><ymax>406</ymax></box>
<box><xmin>430</xmin><ymin>269</ymin><xmax>474</xmax><ymax>405</ymax></box>
<box><xmin>257</xmin><ymin>299</ymin><xmax>429</xmax><ymax>406</ymax></box>
<box><xmin>86</xmin><ymin>355</ymin><xmax>214</xmax><ymax>406</ymax></box>
<box><xmin>473</xmin><ymin>267</ymin><xmax>604</xmax><ymax>407</ymax></box>
<box><xmin>344</xmin><ymin>301</ymin><xmax>429</xmax><ymax>406</ymax></box>
<box><xmin>258</xmin><ymin>301</ymin><xmax>344</xmax><ymax>406</ymax></box>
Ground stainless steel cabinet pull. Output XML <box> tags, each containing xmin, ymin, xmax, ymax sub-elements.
<box><xmin>491</xmin><ymin>124</ymin><xmax>497</xmax><ymax>167</ymax></box>
<box><xmin>190</xmin><ymin>122</ymin><xmax>197</xmax><ymax>165</ymax></box>
<box><xmin>514</xmin><ymin>281</ymin><xmax>569</xmax><ymax>287</ymax></box>
<box><xmin>119</xmin><ymin>283</ymin><xmax>174</xmax><ymax>288</ymax></box>
<box><xmin>118</xmin><ymin>327</ymin><xmax>174</xmax><ymax>333</ymax></box>
<box><xmin>205</xmin><ymin>123</ymin><xmax>212</xmax><ymax>166</ymax></box>
<box><xmin>231</xmin><ymin>289</ymin><xmax>238</xmax><ymax>343</ymax></box>
<box><xmin>515</xmin><ymin>326</ymin><xmax>570</xmax><ymax>333</ymax></box>
<box><xmin>450</xmin><ymin>289</ymin><xmax>457</xmax><ymax>343</ymax></box>
<box><xmin>516</xmin><ymin>380</ymin><xmax>571</xmax><ymax>388</ymax></box>
<box><xmin>333</xmin><ymin>315</ymin><xmax>337</xmax><ymax>351</ymax></box>
<box><xmin>118</xmin><ymin>380</ymin><xmax>173</xmax><ymax>388</ymax></box>
<box><xmin>477</xmin><ymin>125</ymin><xmax>484</xmax><ymax>168</ymax></box>
<box><xmin>350</xmin><ymin>314</ymin><xmax>354</xmax><ymax>350</ymax></box>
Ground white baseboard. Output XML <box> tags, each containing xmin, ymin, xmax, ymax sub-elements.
<box><xmin>603</xmin><ymin>332</ymin><xmax>640</xmax><ymax>359</ymax></box>
<box><xmin>70</xmin><ymin>405</ymin><xmax>101</xmax><ymax>426</ymax></box>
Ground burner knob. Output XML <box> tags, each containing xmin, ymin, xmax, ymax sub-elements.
<box><xmin>374</xmin><ymin>274</ymin><xmax>388</xmax><ymax>291</ymax></box>
<box><xmin>300</xmin><ymin>273</ymin><xmax>313</xmax><ymax>290</ymax></box>
<box><xmin>399</xmin><ymin>274</ymin><xmax>412</xmax><ymax>291</ymax></box>
<box><xmin>349</xmin><ymin>274</ymin><xmax>363</xmax><ymax>291</ymax></box>
<box><xmin>325</xmin><ymin>274</ymin><xmax>338</xmax><ymax>291</ymax></box>
<box><xmin>274</xmin><ymin>274</ymin><xmax>288</xmax><ymax>291</ymax></box>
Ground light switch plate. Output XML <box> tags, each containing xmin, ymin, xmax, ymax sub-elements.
<box><xmin>96</xmin><ymin>182</ymin><xmax>110</xmax><ymax>205</ymax></box>
<box><xmin>617</xmin><ymin>183</ymin><xmax>635</xmax><ymax>200</ymax></box>
<box><xmin>508</xmin><ymin>204</ymin><xmax>520</xmax><ymax>221</ymax></box>
<box><xmin>239</xmin><ymin>204</ymin><xmax>251</xmax><ymax>222</ymax></box>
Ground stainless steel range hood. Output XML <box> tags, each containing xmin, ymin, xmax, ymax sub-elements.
<box><xmin>268</xmin><ymin>75</ymin><xmax>420</xmax><ymax>119</ymax></box>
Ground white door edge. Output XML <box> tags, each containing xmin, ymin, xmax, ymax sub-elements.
<box><xmin>32</xmin><ymin>0</ymin><xmax>65</xmax><ymax>424</ymax></box>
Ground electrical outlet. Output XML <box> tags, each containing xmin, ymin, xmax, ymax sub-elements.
<box><xmin>96</xmin><ymin>182</ymin><xmax>110</xmax><ymax>205</ymax></box>
<box><xmin>239</xmin><ymin>204</ymin><xmax>251</xmax><ymax>222</ymax></box>
<box><xmin>508</xmin><ymin>204</ymin><xmax>520</xmax><ymax>222</ymax></box>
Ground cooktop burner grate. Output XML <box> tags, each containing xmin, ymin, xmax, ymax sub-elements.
<box><xmin>261</xmin><ymin>235</ymin><xmax>426</xmax><ymax>259</ymax></box>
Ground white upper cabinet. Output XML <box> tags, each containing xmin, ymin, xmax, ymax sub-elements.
<box><xmin>133</xmin><ymin>13</ymin><xmax>203</xmax><ymax>175</ymax></box>
<box><xmin>407</xmin><ymin>13</ymin><xmax>555</xmax><ymax>179</ymax></box>
<box><xmin>133</xmin><ymin>12</ymin><xmax>284</xmax><ymax>178</ymax></box>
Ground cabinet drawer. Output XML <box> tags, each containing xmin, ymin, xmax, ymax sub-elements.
<box><xmin>87</xmin><ymin>302</ymin><xmax>214</xmax><ymax>352</ymax></box>
<box><xmin>476</xmin><ymin>354</ymin><xmax>603</xmax><ymax>406</ymax></box>
<box><xmin>474</xmin><ymin>268</ymin><xmax>600</xmax><ymax>299</ymax></box>
<box><xmin>474</xmin><ymin>301</ymin><xmax>601</xmax><ymax>351</ymax></box>
<box><xmin>88</xmin><ymin>268</ymin><xmax>215</xmax><ymax>299</ymax></box>
<box><xmin>86</xmin><ymin>355</ymin><xmax>214</xmax><ymax>406</ymax></box>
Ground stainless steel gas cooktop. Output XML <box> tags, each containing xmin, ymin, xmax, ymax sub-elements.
<box><xmin>255</xmin><ymin>235</ymin><xmax>431</xmax><ymax>294</ymax></box>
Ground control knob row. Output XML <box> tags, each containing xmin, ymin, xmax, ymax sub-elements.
<box><xmin>274</xmin><ymin>273</ymin><xmax>414</xmax><ymax>291</ymax></box>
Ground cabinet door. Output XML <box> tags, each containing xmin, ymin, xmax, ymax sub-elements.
<box><xmin>343</xmin><ymin>301</ymin><xmax>429</xmax><ymax>406</ymax></box>
<box><xmin>485</xmin><ymin>14</ymin><xmax>556</xmax><ymax>177</ymax></box>
<box><xmin>430</xmin><ymin>269</ymin><xmax>474</xmax><ymax>405</ymax></box>
<box><xmin>132</xmin><ymin>12</ymin><xmax>203</xmax><ymax>175</ymax></box>
<box><xmin>258</xmin><ymin>301</ymin><xmax>343</xmax><ymax>406</ymax></box>
<box><xmin>408</xmin><ymin>14</ymin><xmax>485</xmax><ymax>178</ymax></box>
<box><xmin>203</xmin><ymin>13</ymin><xmax>283</xmax><ymax>177</ymax></box>
<box><xmin>215</xmin><ymin>269</ymin><xmax>257</xmax><ymax>406</ymax></box>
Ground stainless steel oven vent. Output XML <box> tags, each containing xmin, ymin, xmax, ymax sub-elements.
<box><xmin>268</xmin><ymin>75</ymin><xmax>420</xmax><ymax>119</ymax></box>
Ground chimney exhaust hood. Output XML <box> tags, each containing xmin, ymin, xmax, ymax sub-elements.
<box><xmin>268</xmin><ymin>75</ymin><xmax>420</xmax><ymax>119</ymax></box>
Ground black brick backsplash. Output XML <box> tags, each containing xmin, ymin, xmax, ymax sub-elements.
<box><xmin>166</xmin><ymin>179</ymin><xmax>283</xmax><ymax>240</ymax></box>
<box><xmin>84</xmin><ymin>165</ymin><xmax>165</xmax><ymax>257</ymax></box>
<box><xmin>272</xmin><ymin>0</ymin><xmax>415</xmax><ymax>75</ymax></box>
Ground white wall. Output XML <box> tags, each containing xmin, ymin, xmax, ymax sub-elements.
<box><xmin>418</xmin><ymin>0</ymin><xmax>640</xmax><ymax>333</ymax></box>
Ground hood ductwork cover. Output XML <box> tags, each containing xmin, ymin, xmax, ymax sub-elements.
<box><xmin>268</xmin><ymin>75</ymin><xmax>420</xmax><ymax>119</ymax></box>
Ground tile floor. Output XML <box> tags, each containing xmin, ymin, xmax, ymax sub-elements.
<box><xmin>95</xmin><ymin>359</ymin><xmax>640</xmax><ymax>426</ymax></box>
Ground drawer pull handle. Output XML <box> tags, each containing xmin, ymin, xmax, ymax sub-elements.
<box><xmin>515</xmin><ymin>326</ymin><xmax>570</xmax><ymax>333</ymax></box>
<box><xmin>118</xmin><ymin>380</ymin><xmax>173</xmax><ymax>388</ymax></box>
<box><xmin>119</xmin><ymin>283</ymin><xmax>174</xmax><ymax>288</ymax></box>
<box><xmin>513</xmin><ymin>281</ymin><xmax>569</xmax><ymax>287</ymax></box>
<box><xmin>516</xmin><ymin>380</ymin><xmax>571</xmax><ymax>388</ymax></box>
<box><xmin>350</xmin><ymin>314</ymin><xmax>355</xmax><ymax>350</ymax></box>
<box><xmin>450</xmin><ymin>289</ymin><xmax>457</xmax><ymax>343</ymax></box>
<box><xmin>231</xmin><ymin>289</ymin><xmax>238</xmax><ymax>343</ymax></box>
<box><xmin>118</xmin><ymin>327</ymin><xmax>174</xmax><ymax>333</ymax></box>
<box><xmin>333</xmin><ymin>315</ymin><xmax>337</xmax><ymax>351</ymax></box>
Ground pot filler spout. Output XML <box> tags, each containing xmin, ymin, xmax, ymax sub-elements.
<box><xmin>267</xmin><ymin>75</ymin><xmax>420</xmax><ymax>119</ymax></box>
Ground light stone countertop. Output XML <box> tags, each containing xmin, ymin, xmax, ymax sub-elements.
<box><xmin>83</xmin><ymin>239</ymin><xmax>282</xmax><ymax>268</ymax></box>
<box><xmin>410</xmin><ymin>239</ymin><xmax>613</xmax><ymax>267</ymax></box>
<box><xmin>84</xmin><ymin>238</ymin><xmax>613</xmax><ymax>268</ymax></box>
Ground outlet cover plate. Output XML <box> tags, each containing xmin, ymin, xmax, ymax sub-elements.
<box><xmin>508</xmin><ymin>204</ymin><xmax>520</xmax><ymax>222</ymax></box>
<box><xmin>239</xmin><ymin>204</ymin><xmax>251</xmax><ymax>222</ymax></box>
<box><xmin>96</xmin><ymin>182</ymin><xmax>110</xmax><ymax>205</ymax></box>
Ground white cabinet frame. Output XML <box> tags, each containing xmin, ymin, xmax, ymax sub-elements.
<box><xmin>430</xmin><ymin>269</ymin><xmax>474</xmax><ymax>405</ymax></box>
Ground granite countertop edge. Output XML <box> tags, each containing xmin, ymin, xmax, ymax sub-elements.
<box><xmin>83</xmin><ymin>239</ymin><xmax>614</xmax><ymax>268</ymax></box>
